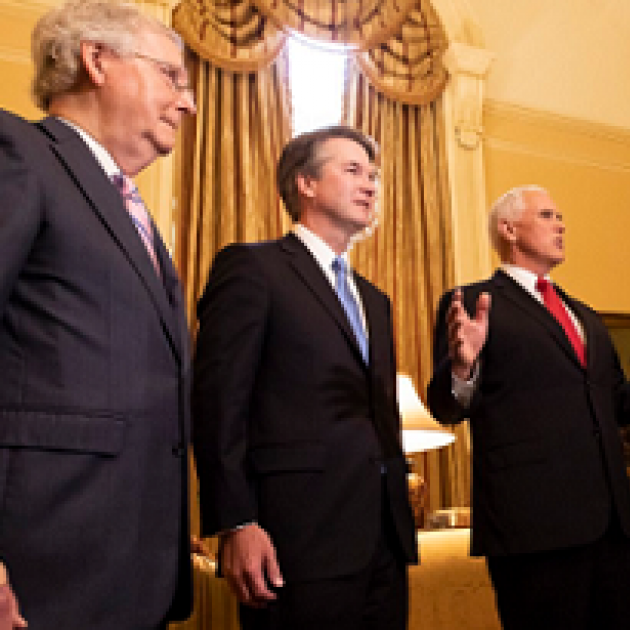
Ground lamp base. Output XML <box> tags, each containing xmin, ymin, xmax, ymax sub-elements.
<box><xmin>425</xmin><ymin>507</ymin><xmax>471</xmax><ymax>529</ymax></box>
<box><xmin>406</xmin><ymin>469</ymin><xmax>427</xmax><ymax>529</ymax></box>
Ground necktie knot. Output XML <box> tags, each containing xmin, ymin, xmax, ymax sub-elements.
<box><xmin>535</xmin><ymin>276</ymin><xmax>550</xmax><ymax>295</ymax></box>
<box><xmin>332</xmin><ymin>256</ymin><xmax>347</xmax><ymax>278</ymax></box>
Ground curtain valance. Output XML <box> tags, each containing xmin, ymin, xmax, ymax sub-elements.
<box><xmin>251</xmin><ymin>0</ymin><xmax>417</xmax><ymax>50</ymax></box>
<box><xmin>173</xmin><ymin>0</ymin><xmax>448</xmax><ymax>102</ymax></box>
<box><xmin>173</xmin><ymin>0</ymin><xmax>287</xmax><ymax>72</ymax></box>
<box><xmin>356</xmin><ymin>1</ymin><xmax>447</xmax><ymax>105</ymax></box>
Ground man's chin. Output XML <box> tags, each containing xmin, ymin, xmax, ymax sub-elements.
<box><xmin>157</xmin><ymin>133</ymin><xmax>177</xmax><ymax>153</ymax></box>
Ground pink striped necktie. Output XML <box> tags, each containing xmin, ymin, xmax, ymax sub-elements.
<box><xmin>111</xmin><ymin>173</ymin><xmax>161</xmax><ymax>276</ymax></box>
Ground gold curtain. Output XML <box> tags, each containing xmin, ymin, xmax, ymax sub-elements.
<box><xmin>175</xmin><ymin>47</ymin><xmax>292</xmax><ymax>321</ymax></box>
<box><xmin>343</xmin><ymin>61</ymin><xmax>470</xmax><ymax>512</ymax></box>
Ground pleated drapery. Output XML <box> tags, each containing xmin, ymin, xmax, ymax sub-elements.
<box><xmin>343</xmin><ymin>63</ymin><xmax>468</xmax><ymax>512</ymax></box>
<box><xmin>175</xmin><ymin>47</ymin><xmax>292</xmax><ymax>319</ymax></box>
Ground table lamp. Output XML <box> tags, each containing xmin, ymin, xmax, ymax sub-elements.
<box><xmin>397</xmin><ymin>373</ymin><xmax>455</xmax><ymax>527</ymax></box>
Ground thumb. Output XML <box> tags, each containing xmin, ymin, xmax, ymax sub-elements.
<box><xmin>475</xmin><ymin>292</ymin><xmax>491</xmax><ymax>323</ymax></box>
<box><xmin>263</xmin><ymin>547</ymin><xmax>284</xmax><ymax>588</ymax></box>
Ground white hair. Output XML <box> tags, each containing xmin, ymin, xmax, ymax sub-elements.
<box><xmin>31</xmin><ymin>0</ymin><xmax>182</xmax><ymax>111</ymax></box>
<box><xmin>487</xmin><ymin>185</ymin><xmax>549</xmax><ymax>253</ymax></box>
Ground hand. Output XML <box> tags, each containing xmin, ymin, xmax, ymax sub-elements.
<box><xmin>447</xmin><ymin>288</ymin><xmax>491</xmax><ymax>380</ymax></box>
<box><xmin>220</xmin><ymin>524</ymin><xmax>284</xmax><ymax>607</ymax></box>
<box><xmin>0</xmin><ymin>565</ymin><xmax>27</xmax><ymax>629</ymax></box>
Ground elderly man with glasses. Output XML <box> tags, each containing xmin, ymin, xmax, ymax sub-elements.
<box><xmin>0</xmin><ymin>1</ymin><xmax>196</xmax><ymax>628</ymax></box>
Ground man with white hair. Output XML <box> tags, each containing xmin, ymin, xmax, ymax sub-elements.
<box><xmin>428</xmin><ymin>186</ymin><xmax>630</xmax><ymax>629</ymax></box>
<box><xmin>0</xmin><ymin>1</ymin><xmax>196</xmax><ymax>628</ymax></box>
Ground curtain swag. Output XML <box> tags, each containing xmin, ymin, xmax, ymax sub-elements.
<box><xmin>173</xmin><ymin>0</ymin><xmax>448</xmax><ymax>103</ymax></box>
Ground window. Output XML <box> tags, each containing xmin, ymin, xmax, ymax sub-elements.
<box><xmin>287</xmin><ymin>34</ymin><xmax>348</xmax><ymax>136</ymax></box>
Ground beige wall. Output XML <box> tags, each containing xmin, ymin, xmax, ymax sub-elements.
<box><xmin>484</xmin><ymin>101</ymin><xmax>630</xmax><ymax>313</ymax></box>
<box><xmin>432</xmin><ymin>0</ymin><xmax>630</xmax><ymax>314</ymax></box>
<box><xmin>462</xmin><ymin>0</ymin><xmax>630</xmax><ymax>131</ymax></box>
<box><xmin>0</xmin><ymin>1</ymin><xmax>46</xmax><ymax>119</ymax></box>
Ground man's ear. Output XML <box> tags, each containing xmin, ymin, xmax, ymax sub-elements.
<box><xmin>296</xmin><ymin>172</ymin><xmax>316</xmax><ymax>199</ymax></box>
<box><xmin>498</xmin><ymin>218</ymin><xmax>517</xmax><ymax>243</ymax></box>
<box><xmin>81</xmin><ymin>41</ymin><xmax>109</xmax><ymax>86</ymax></box>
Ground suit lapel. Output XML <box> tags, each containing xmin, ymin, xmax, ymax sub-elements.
<box><xmin>37</xmin><ymin>117</ymin><xmax>182</xmax><ymax>362</ymax></box>
<box><xmin>493</xmin><ymin>270</ymin><xmax>584</xmax><ymax>370</ymax></box>
<box><xmin>280</xmin><ymin>234</ymin><xmax>368</xmax><ymax>369</ymax></box>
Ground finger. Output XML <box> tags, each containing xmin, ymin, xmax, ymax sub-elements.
<box><xmin>450</xmin><ymin>287</ymin><xmax>463</xmax><ymax>306</ymax></box>
<box><xmin>263</xmin><ymin>549</ymin><xmax>284</xmax><ymax>590</ymax></box>
<box><xmin>446</xmin><ymin>290</ymin><xmax>463</xmax><ymax>321</ymax></box>
<box><xmin>475</xmin><ymin>292</ymin><xmax>492</xmax><ymax>323</ymax></box>
<box><xmin>225</xmin><ymin>570</ymin><xmax>255</xmax><ymax>605</ymax></box>
<box><xmin>245</xmin><ymin>568</ymin><xmax>277</xmax><ymax>604</ymax></box>
<box><xmin>14</xmin><ymin>610</ymin><xmax>28</xmax><ymax>628</ymax></box>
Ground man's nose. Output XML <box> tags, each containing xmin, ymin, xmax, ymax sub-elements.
<box><xmin>178</xmin><ymin>89</ymin><xmax>197</xmax><ymax>115</ymax></box>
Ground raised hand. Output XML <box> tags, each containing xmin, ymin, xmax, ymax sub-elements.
<box><xmin>447</xmin><ymin>288</ymin><xmax>491</xmax><ymax>380</ymax></box>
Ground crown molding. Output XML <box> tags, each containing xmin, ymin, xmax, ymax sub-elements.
<box><xmin>484</xmin><ymin>99</ymin><xmax>630</xmax><ymax>146</ymax></box>
<box><xmin>484</xmin><ymin>99</ymin><xmax>630</xmax><ymax>175</ymax></box>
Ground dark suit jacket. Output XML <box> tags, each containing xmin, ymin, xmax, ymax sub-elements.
<box><xmin>428</xmin><ymin>269</ymin><xmax>630</xmax><ymax>557</ymax></box>
<box><xmin>193</xmin><ymin>234</ymin><xmax>417</xmax><ymax>581</ymax></box>
<box><xmin>0</xmin><ymin>110</ymin><xmax>192</xmax><ymax>628</ymax></box>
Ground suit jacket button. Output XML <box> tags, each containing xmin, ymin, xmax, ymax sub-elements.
<box><xmin>172</xmin><ymin>443</ymin><xmax>185</xmax><ymax>457</ymax></box>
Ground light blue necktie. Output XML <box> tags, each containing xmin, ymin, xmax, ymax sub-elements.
<box><xmin>332</xmin><ymin>256</ymin><xmax>369</xmax><ymax>364</ymax></box>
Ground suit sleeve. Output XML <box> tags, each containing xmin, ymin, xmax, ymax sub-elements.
<box><xmin>192</xmin><ymin>244</ymin><xmax>269</xmax><ymax>535</ymax></box>
<box><xmin>427</xmin><ymin>289</ymin><xmax>471</xmax><ymax>425</ymax></box>
<box><xmin>0</xmin><ymin>115</ymin><xmax>43</xmax><ymax>316</ymax></box>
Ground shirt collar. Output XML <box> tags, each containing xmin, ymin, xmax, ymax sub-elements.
<box><xmin>56</xmin><ymin>117</ymin><xmax>121</xmax><ymax>179</ymax></box>
<box><xmin>292</xmin><ymin>223</ymin><xmax>349</xmax><ymax>282</ymax></box>
<box><xmin>501</xmin><ymin>263</ymin><xmax>550</xmax><ymax>300</ymax></box>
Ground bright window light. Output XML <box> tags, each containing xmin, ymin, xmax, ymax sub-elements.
<box><xmin>287</xmin><ymin>34</ymin><xmax>348</xmax><ymax>137</ymax></box>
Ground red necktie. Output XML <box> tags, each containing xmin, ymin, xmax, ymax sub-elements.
<box><xmin>536</xmin><ymin>277</ymin><xmax>586</xmax><ymax>367</ymax></box>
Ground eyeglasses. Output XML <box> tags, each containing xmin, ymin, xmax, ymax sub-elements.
<box><xmin>131</xmin><ymin>52</ymin><xmax>191</xmax><ymax>93</ymax></box>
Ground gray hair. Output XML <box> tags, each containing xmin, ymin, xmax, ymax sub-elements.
<box><xmin>31</xmin><ymin>0</ymin><xmax>182</xmax><ymax>111</ymax></box>
<box><xmin>487</xmin><ymin>185</ymin><xmax>549</xmax><ymax>253</ymax></box>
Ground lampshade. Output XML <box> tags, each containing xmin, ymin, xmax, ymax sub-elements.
<box><xmin>397</xmin><ymin>374</ymin><xmax>455</xmax><ymax>453</ymax></box>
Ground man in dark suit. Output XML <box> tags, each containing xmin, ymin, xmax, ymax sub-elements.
<box><xmin>0</xmin><ymin>1</ymin><xmax>196</xmax><ymax>628</ymax></box>
<box><xmin>193</xmin><ymin>126</ymin><xmax>417</xmax><ymax>630</ymax></box>
<box><xmin>428</xmin><ymin>185</ymin><xmax>630</xmax><ymax>629</ymax></box>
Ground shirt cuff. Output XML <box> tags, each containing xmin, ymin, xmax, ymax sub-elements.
<box><xmin>451</xmin><ymin>361</ymin><xmax>480</xmax><ymax>408</ymax></box>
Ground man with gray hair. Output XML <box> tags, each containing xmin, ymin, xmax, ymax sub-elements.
<box><xmin>428</xmin><ymin>185</ymin><xmax>630</xmax><ymax>629</ymax></box>
<box><xmin>0</xmin><ymin>1</ymin><xmax>196</xmax><ymax>627</ymax></box>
